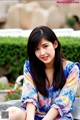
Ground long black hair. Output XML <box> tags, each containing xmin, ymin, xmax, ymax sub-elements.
<box><xmin>27</xmin><ymin>26</ymin><xmax>66</xmax><ymax>97</ymax></box>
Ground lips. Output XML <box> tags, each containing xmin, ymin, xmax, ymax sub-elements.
<box><xmin>41</xmin><ymin>56</ymin><xmax>48</xmax><ymax>61</ymax></box>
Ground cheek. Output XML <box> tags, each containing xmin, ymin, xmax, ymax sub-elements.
<box><xmin>51</xmin><ymin>49</ymin><xmax>55</xmax><ymax>57</ymax></box>
<box><xmin>35</xmin><ymin>51</ymin><xmax>39</xmax><ymax>58</ymax></box>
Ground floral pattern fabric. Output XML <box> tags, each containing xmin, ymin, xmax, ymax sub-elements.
<box><xmin>21</xmin><ymin>60</ymin><xmax>80</xmax><ymax>120</ymax></box>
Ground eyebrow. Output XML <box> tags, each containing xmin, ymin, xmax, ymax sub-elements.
<box><xmin>37</xmin><ymin>41</ymin><xmax>49</xmax><ymax>48</ymax></box>
<box><xmin>42</xmin><ymin>43</ymin><xmax>49</xmax><ymax>46</ymax></box>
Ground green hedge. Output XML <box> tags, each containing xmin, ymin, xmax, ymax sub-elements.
<box><xmin>0</xmin><ymin>37</ymin><xmax>28</xmax><ymax>82</ymax></box>
<box><xmin>0</xmin><ymin>36</ymin><xmax>80</xmax><ymax>82</ymax></box>
<box><xmin>59</xmin><ymin>37</ymin><xmax>80</xmax><ymax>62</ymax></box>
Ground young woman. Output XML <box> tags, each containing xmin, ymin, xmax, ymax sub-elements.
<box><xmin>6</xmin><ymin>26</ymin><xmax>80</xmax><ymax>120</ymax></box>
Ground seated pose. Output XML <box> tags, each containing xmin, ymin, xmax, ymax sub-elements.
<box><xmin>6</xmin><ymin>26</ymin><xmax>80</xmax><ymax>120</ymax></box>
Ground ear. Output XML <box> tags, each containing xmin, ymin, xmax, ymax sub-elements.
<box><xmin>53</xmin><ymin>40</ymin><xmax>58</xmax><ymax>49</ymax></box>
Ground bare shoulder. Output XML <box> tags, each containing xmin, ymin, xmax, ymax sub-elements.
<box><xmin>62</xmin><ymin>59</ymin><xmax>70</xmax><ymax>69</ymax></box>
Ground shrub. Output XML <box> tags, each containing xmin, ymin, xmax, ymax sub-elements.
<box><xmin>0</xmin><ymin>36</ymin><xmax>28</xmax><ymax>83</ymax></box>
<box><xmin>67</xmin><ymin>18</ymin><xmax>76</xmax><ymax>26</ymax></box>
<box><xmin>59</xmin><ymin>37</ymin><xmax>80</xmax><ymax>62</ymax></box>
<box><xmin>0</xmin><ymin>36</ymin><xmax>80</xmax><ymax>83</ymax></box>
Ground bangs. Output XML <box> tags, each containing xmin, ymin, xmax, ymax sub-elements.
<box><xmin>31</xmin><ymin>32</ymin><xmax>49</xmax><ymax>51</ymax></box>
<box><xmin>32</xmin><ymin>33</ymin><xmax>42</xmax><ymax>51</ymax></box>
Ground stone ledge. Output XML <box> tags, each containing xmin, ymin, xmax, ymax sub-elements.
<box><xmin>0</xmin><ymin>99</ymin><xmax>22</xmax><ymax>111</ymax></box>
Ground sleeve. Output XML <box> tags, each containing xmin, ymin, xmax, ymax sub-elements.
<box><xmin>21</xmin><ymin>61</ymin><xmax>38</xmax><ymax>110</ymax></box>
<box><xmin>51</xmin><ymin>64</ymin><xmax>80</xmax><ymax>117</ymax></box>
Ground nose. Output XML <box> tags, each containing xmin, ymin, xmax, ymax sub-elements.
<box><xmin>40</xmin><ymin>49</ymin><xmax>45</xmax><ymax>56</ymax></box>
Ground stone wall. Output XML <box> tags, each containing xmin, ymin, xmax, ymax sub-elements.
<box><xmin>0</xmin><ymin>1</ymin><xmax>80</xmax><ymax>29</ymax></box>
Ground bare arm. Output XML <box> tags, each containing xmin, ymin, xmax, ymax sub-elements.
<box><xmin>26</xmin><ymin>102</ymin><xmax>36</xmax><ymax>120</ymax></box>
<box><xmin>42</xmin><ymin>107</ymin><xmax>58</xmax><ymax>120</ymax></box>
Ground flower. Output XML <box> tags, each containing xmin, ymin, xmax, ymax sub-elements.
<box><xmin>0</xmin><ymin>81</ymin><xmax>22</xmax><ymax>101</ymax></box>
<box><xmin>8</xmin><ymin>82</ymin><xmax>13</xmax><ymax>86</ymax></box>
<box><xmin>5</xmin><ymin>89</ymin><xmax>21</xmax><ymax>101</ymax></box>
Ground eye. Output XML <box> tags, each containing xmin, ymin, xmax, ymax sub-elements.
<box><xmin>35</xmin><ymin>47</ymin><xmax>39</xmax><ymax>51</ymax></box>
<box><xmin>43</xmin><ymin>45</ymin><xmax>48</xmax><ymax>48</ymax></box>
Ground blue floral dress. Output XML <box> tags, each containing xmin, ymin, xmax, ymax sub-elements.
<box><xmin>21</xmin><ymin>60</ymin><xmax>80</xmax><ymax>120</ymax></box>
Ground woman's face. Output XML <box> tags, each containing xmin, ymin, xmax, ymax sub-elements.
<box><xmin>35</xmin><ymin>38</ymin><xmax>58</xmax><ymax>66</ymax></box>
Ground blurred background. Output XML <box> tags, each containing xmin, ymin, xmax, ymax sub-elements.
<box><xmin>0</xmin><ymin>0</ymin><xmax>80</xmax><ymax>30</ymax></box>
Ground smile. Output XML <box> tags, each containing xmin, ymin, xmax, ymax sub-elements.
<box><xmin>41</xmin><ymin>56</ymin><xmax>48</xmax><ymax>61</ymax></box>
